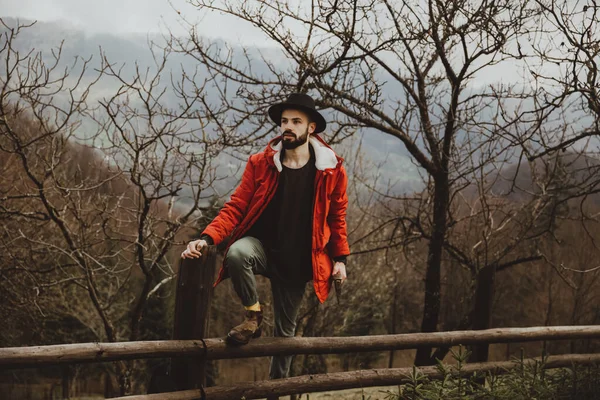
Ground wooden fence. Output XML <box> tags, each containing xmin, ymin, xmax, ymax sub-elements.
<box><xmin>2</xmin><ymin>248</ymin><xmax>599</xmax><ymax>399</ymax></box>
<box><xmin>112</xmin><ymin>353</ymin><xmax>600</xmax><ymax>400</ymax></box>
<box><xmin>2</xmin><ymin>332</ymin><xmax>600</xmax><ymax>399</ymax></box>
<box><xmin>2</xmin><ymin>325</ymin><xmax>600</xmax><ymax>368</ymax></box>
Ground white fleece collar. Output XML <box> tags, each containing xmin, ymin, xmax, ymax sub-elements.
<box><xmin>271</xmin><ymin>136</ymin><xmax>339</xmax><ymax>172</ymax></box>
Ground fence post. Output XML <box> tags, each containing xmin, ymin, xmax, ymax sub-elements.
<box><xmin>171</xmin><ymin>245</ymin><xmax>217</xmax><ymax>390</ymax></box>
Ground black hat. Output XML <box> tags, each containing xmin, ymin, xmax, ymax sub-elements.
<box><xmin>268</xmin><ymin>93</ymin><xmax>327</xmax><ymax>133</ymax></box>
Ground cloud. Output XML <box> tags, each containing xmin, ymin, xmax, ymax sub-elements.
<box><xmin>1</xmin><ymin>0</ymin><xmax>190</xmax><ymax>33</ymax></box>
<box><xmin>0</xmin><ymin>0</ymin><xmax>269</xmax><ymax>43</ymax></box>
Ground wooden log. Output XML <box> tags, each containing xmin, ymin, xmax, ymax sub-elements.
<box><xmin>171</xmin><ymin>245</ymin><xmax>217</xmax><ymax>390</ymax></box>
<box><xmin>113</xmin><ymin>353</ymin><xmax>600</xmax><ymax>400</ymax></box>
<box><xmin>2</xmin><ymin>325</ymin><xmax>600</xmax><ymax>368</ymax></box>
<box><xmin>200</xmin><ymin>325</ymin><xmax>600</xmax><ymax>360</ymax></box>
<box><xmin>0</xmin><ymin>341</ymin><xmax>207</xmax><ymax>368</ymax></box>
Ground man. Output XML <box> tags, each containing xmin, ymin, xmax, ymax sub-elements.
<box><xmin>181</xmin><ymin>93</ymin><xmax>349</xmax><ymax>382</ymax></box>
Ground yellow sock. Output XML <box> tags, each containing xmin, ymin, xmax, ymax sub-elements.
<box><xmin>244</xmin><ymin>302</ymin><xmax>261</xmax><ymax>312</ymax></box>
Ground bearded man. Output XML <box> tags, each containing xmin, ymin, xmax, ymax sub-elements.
<box><xmin>181</xmin><ymin>93</ymin><xmax>349</xmax><ymax>385</ymax></box>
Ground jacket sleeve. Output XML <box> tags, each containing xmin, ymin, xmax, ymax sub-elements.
<box><xmin>326</xmin><ymin>164</ymin><xmax>350</xmax><ymax>259</ymax></box>
<box><xmin>201</xmin><ymin>156</ymin><xmax>256</xmax><ymax>245</ymax></box>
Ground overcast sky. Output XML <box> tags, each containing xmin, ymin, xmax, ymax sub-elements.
<box><xmin>0</xmin><ymin>0</ymin><xmax>267</xmax><ymax>43</ymax></box>
<box><xmin>0</xmin><ymin>0</ymin><xmax>537</xmax><ymax>85</ymax></box>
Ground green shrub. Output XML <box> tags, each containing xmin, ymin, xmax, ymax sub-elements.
<box><xmin>382</xmin><ymin>347</ymin><xmax>600</xmax><ymax>400</ymax></box>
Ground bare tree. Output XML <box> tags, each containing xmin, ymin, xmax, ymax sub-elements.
<box><xmin>0</xmin><ymin>19</ymin><xmax>234</xmax><ymax>394</ymax></box>
<box><xmin>513</xmin><ymin>0</ymin><xmax>600</xmax><ymax>160</ymax></box>
<box><xmin>175</xmin><ymin>0</ymin><xmax>543</xmax><ymax>365</ymax></box>
<box><xmin>434</xmin><ymin>149</ymin><xmax>600</xmax><ymax>361</ymax></box>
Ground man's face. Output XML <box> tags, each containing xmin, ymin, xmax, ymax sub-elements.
<box><xmin>280</xmin><ymin>109</ymin><xmax>316</xmax><ymax>150</ymax></box>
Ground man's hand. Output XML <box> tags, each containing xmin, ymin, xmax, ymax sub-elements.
<box><xmin>181</xmin><ymin>239</ymin><xmax>208</xmax><ymax>259</ymax></box>
<box><xmin>332</xmin><ymin>261</ymin><xmax>347</xmax><ymax>282</ymax></box>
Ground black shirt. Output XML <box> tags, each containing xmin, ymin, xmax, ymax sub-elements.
<box><xmin>246</xmin><ymin>148</ymin><xmax>316</xmax><ymax>285</ymax></box>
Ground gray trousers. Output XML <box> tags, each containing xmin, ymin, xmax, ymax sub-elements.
<box><xmin>225</xmin><ymin>236</ymin><xmax>306</xmax><ymax>380</ymax></box>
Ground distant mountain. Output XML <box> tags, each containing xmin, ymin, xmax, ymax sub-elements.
<box><xmin>1</xmin><ymin>18</ymin><xmax>151</xmax><ymax>74</ymax></box>
<box><xmin>0</xmin><ymin>16</ymin><xmax>421</xmax><ymax>196</ymax></box>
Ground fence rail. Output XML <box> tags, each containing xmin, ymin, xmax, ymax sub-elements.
<box><xmin>4</xmin><ymin>253</ymin><xmax>598</xmax><ymax>399</ymax></box>
<box><xmin>113</xmin><ymin>353</ymin><xmax>600</xmax><ymax>400</ymax></box>
<box><xmin>2</xmin><ymin>325</ymin><xmax>600</xmax><ymax>368</ymax></box>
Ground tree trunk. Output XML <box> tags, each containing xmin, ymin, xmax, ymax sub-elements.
<box><xmin>543</xmin><ymin>268</ymin><xmax>554</xmax><ymax>357</ymax></box>
<box><xmin>116</xmin><ymin>360</ymin><xmax>131</xmax><ymax>396</ymax></box>
<box><xmin>468</xmin><ymin>264</ymin><xmax>497</xmax><ymax>362</ymax></box>
<box><xmin>414</xmin><ymin>177</ymin><xmax>449</xmax><ymax>366</ymax></box>
<box><xmin>570</xmin><ymin>272</ymin><xmax>585</xmax><ymax>354</ymax></box>
<box><xmin>388</xmin><ymin>276</ymin><xmax>398</xmax><ymax>368</ymax></box>
<box><xmin>104</xmin><ymin>370</ymin><xmax>115</xmax><ymax>398</ymax></box>
<box><xmin>61</xmin><ymin>365</ymin><xmax>70</xmax><ymax>399</ymax></box>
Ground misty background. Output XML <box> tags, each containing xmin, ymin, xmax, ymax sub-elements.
<box><xmin>0</xmin><ymin>3</ymin><xmax>423</xmax><ymax>198</ymax></box>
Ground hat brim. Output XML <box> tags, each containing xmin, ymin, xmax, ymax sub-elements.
<box><xmin>268</xmin><ymin>103</ymin><xmax>327</xmax><ymax>134</ymax></box>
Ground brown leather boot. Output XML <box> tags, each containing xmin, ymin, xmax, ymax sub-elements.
<box><xmin>226</xmin><ymin>310</ymin><xmax>263</xmax><ymax>345</ymax></box>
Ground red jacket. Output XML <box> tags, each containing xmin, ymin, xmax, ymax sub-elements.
<box><xmin>202</xmin><ymin>134</ymin><xmax>350</xmax><ymax>303</ymax></box>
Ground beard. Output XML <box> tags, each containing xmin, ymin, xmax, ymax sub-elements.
<box><xmin>281</xmin><ymin>128</ymin><xmax>309</xmax><ymax>150</ymax></box>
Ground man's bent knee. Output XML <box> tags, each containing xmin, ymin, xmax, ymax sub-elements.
<box><xmin>225</xmin><ymin>238</ymin><xmax>259</xmax><ymax>275</ymax></box>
